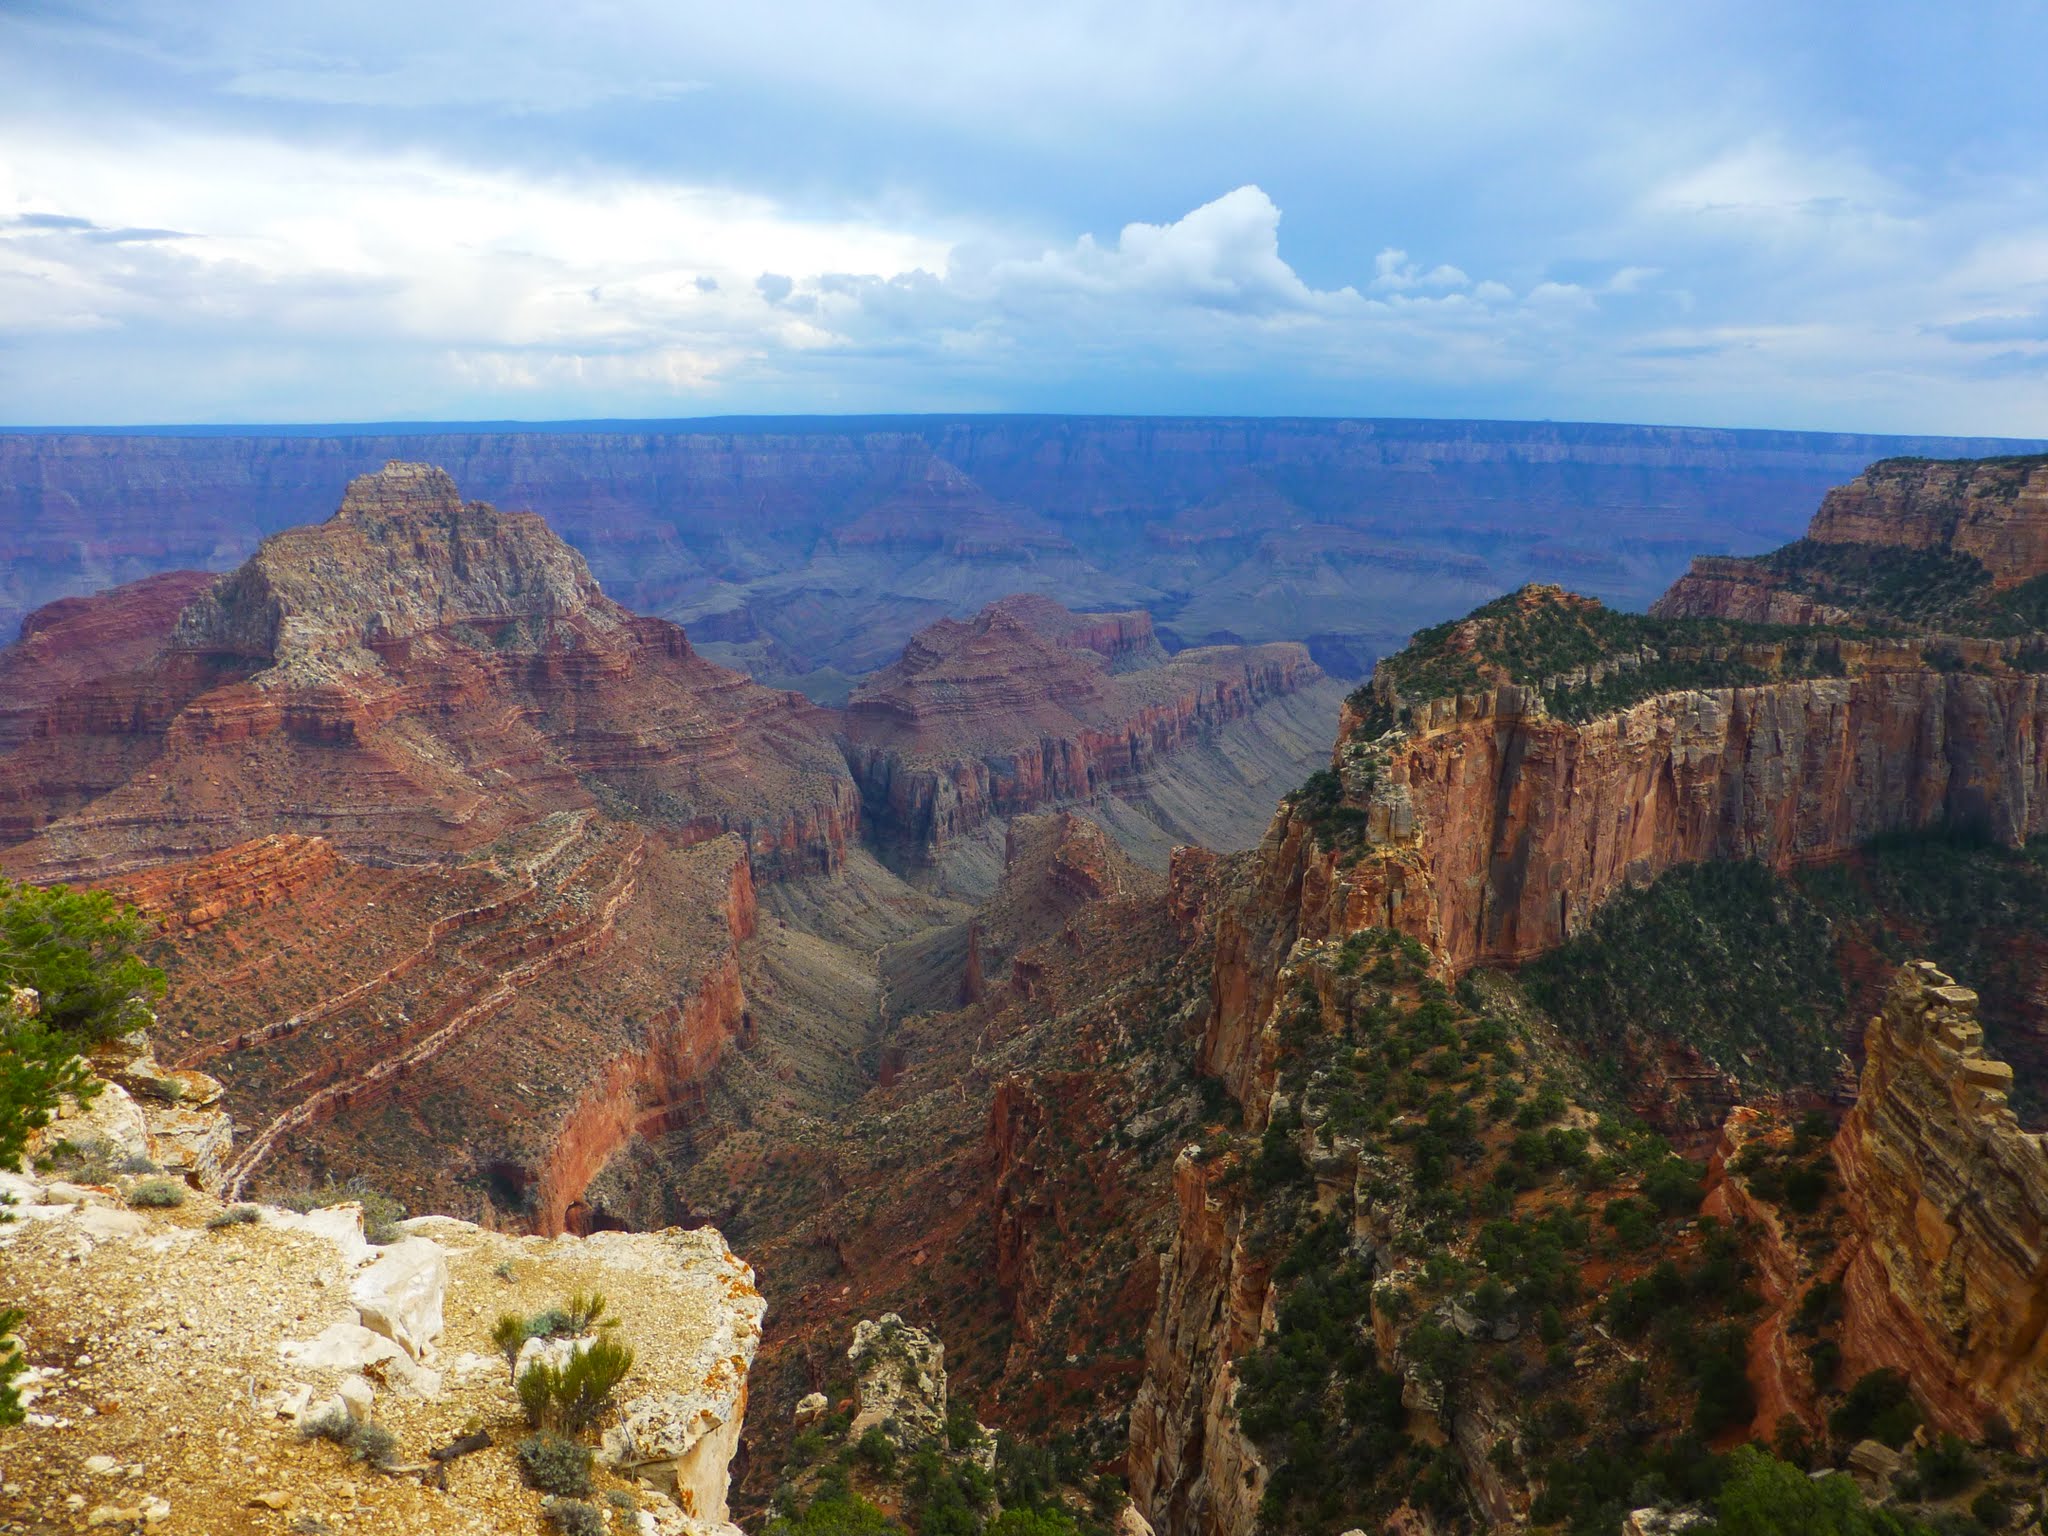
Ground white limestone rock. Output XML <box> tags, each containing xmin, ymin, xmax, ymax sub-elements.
<box><xmin>349</xmin><ymin>1236</ymin><xmax>446</xmax><ymax>1362</ymax></box>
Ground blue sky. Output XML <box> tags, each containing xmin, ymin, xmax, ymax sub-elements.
<box><xmin>1</xmin><ymin>1</ymin><xmax>2045</xmax><ymax>432</ymax></box>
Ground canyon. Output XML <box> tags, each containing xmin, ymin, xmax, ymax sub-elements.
<box><xmin>0</xmin><ymin>460</ymin><xmax>1336</xmax><ymax>1245</ymax></box>
<box><xmin>14</xmin><ymin>444</ymin><xmax>2048</xmax><ymax>1533</ymax></box>
<box><xmin>7</xmin><ymin>419</ymin><xmax>2041</xmax><ymax>698</ymax></box>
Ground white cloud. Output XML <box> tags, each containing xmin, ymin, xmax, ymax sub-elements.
<box><xmin>989</xmin><ymin>187</ymin><xmax>1354</xmax><ymax>316</ymax></box>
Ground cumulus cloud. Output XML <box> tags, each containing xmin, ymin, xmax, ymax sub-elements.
<box><xmin>992</xmin><ymin>187</ymin><xmax>1354</xmax><ymax>316</ymax></box>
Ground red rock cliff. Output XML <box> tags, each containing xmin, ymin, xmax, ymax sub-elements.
<box><xmin>1806</xmin><ymin>456</ymin><xmax>2048</xmax><ymax>583</ymax></box>
<box><xmin>1657</xmin><ymin>454</ymin><xmax>2048</xmax><ymax>619</ymax></box>
<box><xmin>1833</xmin><ymin>962</ymin><xmax>2048</xmax><ymax>1449</ymax></box>
<box><xmin>0</xmin><ymin>461</ymin><xmax>858</xmax><ymax>881</ymax></box>
<box><xmin>841</xmin><ymin>596</ymin><xmax>1322</xmax><ymax>863</ymax></box>
<box><xmin>1247</xmin><ymin>657</ymin><xmax>2048</xmax><ymax>1024</ymax></box>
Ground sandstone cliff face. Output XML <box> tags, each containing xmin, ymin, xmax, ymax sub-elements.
<box><xmin>1125</xmin><ymin>1147</ymin><xmax>1272</xmax><ymax>1536</ymax></box>
<box><xmin>1833</xmin><ymin>962</ymin><xmax>2048</xmax><ymax>1448</ymax></box>
<box><xmin>1655</xmin><ymin>454</ymin><xmax>2048</xmax><ymax>621</ymax></box>
<box><xmin>1651</xmin><ymin>555</ymin><xmax>1859</xmax><ymax>625</ymax></box>
<box><xmin>841</xmin><ymin>595</ymin><xmax>1323</xmax><ymax>867</ymax></box>
<box><xmin>0</xmin><ymin>461</ymin><xmax>858</xmax><ymax>880</ymax></box>
<box><xmin>1807</xmin><ymin>457</ymin><xmax>2048</xmax><ymax>584</ymax></box>
<box><xmin>1278</xmin><ymin>660</ymin><xmax>2048</xmax><ymax>992</ymax></box>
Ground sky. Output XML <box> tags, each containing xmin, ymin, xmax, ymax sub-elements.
<box><xmin>1</xmin><ymin>1</ymin><xmax>2045</xmax><ymax>434</ymax></box>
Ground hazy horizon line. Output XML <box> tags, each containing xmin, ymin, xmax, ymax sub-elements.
<box><xmin>3</xmin><ymin>410</ymin><xmax>2044</xmax><ymax>450</ymax></box>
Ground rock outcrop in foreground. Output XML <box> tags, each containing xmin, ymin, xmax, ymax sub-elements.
<box><xmin>2</xmin><ymin>1046</ymin><xmax>763</xmax><ymax>1534</ymax></box>
<box><xmin>1834</xmin><ymin>962</ymin><xmax>2048</xmax><ymax>1449</ymax></box>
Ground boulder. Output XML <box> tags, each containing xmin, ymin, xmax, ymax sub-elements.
<box><xmin>349</xmin><ymin>1236</ymin><xmax>447</xmax><ymax>1362</ymax></box>
<box><xmin>848</xmin><ymin>1313</ymin><xmax>948</xmax><ymax>1448</ymax></box>
<box><xmin>267</xmin><ymin>1202</ymin><xmax>369</xmax><ymax>1266</ymax></box>
<box><xmin>336</xmin><ymin>1374</ymin><xmax>375</xmax><ymax>1423</ymax></box>
<box><xmin>30</xmin><ymin>1080</ymin><xmax>150</xmax><ymax>1167</ymax></box>
<box><xmin>1846</xmin><ymin>1438</ymin><xmax>1908</xmax><ymax>1493</ymax></box>
<box><xmin>279</xmin><ymin>1321</ymin><xmax>440</xmax><ymax>1396</ymax></box>
<box><xmin>793</xmin><ymin>1391</ymin><xmax>828</xmax><ymax>1424</ymax></box>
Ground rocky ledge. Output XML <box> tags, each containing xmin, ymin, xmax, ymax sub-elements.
<box><xmin>1833</xmin><ymin>961</ymin><xmax>2048</xmax><ymax>1449</ymax></box>
<box><xmin>2</xmin><ymin>1035</ymin><xmax>763</xmax><ymax>1534</ymax></box>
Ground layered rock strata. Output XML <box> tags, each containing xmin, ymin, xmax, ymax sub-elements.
<box><xmin>0</xmin><ymin>464</ymin><xmax>837</xmax><ymax>1226</ymax></box>
<box><xmin>1833</xmin><ymin>962</ymin><xmax>2048</xmax><ymax>1448</ymax></box>
<box><xmin>1272</xmin><ymin>657</ymin><xmax>2048</xmax><ymax>1005</ymax></box>
<box><xmin>0</xmin><ymin>461</ymin><xmax>857</xmax><ymax>880</ymax></box>
<box><xmin>841</xmin><ymin>595</ymin><xmax>1323</xmax><ymax>865</ymax></box>
<box><xmin>1806</xmin><ymin>456</ymin><xmax>2048</xmax><ymax>581</ymax></box>
<box><xmin>1656</xmin><ymin>453</ymin><xmax>2048</xmax><ymax>620</ymax></box>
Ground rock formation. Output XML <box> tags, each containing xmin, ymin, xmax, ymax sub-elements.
<box><xmin>0</xmin><ymin>461</ymin><xmax>857</xmax><ymax>880</ymax></box>
<box><xmin>1804</xmin><ymin>456</ymin><xmax>2048</xmax><ymax>581</ymax></box>
<box><xmin>1656</xmin><ymin>453</ymin><xmax>2048</xmax><ymax>621</ymax></box>
<box><xmin>1268</xmin><ymin>651</ymin><xmax>2048</xmax><ymax>997</ymax></box>
<box><xmin>0</xmin><ymin>569</ymin><xmax>215</xmax><ymax>751</ymax></box>
<box><xmin>0</xmin><ymin>464</ymin><xmax>849</xmax><ymax>1227</ymax></box>
<box><xmin>2</xmin><ymin>1123</ymin><xmax>762</xmax><ymax>1532</ymax></box>
<box><xmin>1833</xmin><ymin>962</ymin><xmax>2048</xmax><ymax>1448</ymax></box>
<box><xmin>1125</xmin><ymin>1147</ymin><xmax>1272</xmax><ymax>1536</ymax></box>
<box><xmin>841</xmin><ymin>594</ymin><xmax>1329</xmax><ymax>871</ymax></box>
<box><xmin>847</xmin><ymin>1314</ymin><xmax>951</xmax><ymax>1448</ymax></box>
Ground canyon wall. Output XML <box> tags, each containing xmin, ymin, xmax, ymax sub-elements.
<box><xmin>1293</xmin><ymin>659</ymin><xmax>2048</xmax><ymax>987</ymax></box>
<box><xmin>1806</xmin><ymin>456</ymin><xmax>2048</xmax><ymax>582</ymax></box>
<box><xmin>841</xmin><ymin>595</ymin><xmax>1326</xmax><ymax>866</ymax></box>
<box><xmin>1834</xmin><ymin>962</ymin><xmax>2048</xmax><ymax>1449</ymax></box>
<box><xmin>9</xmin><ymin>419</ymin><xmax>2038</xmax><ymax>682</ymax></box>
<box><xmin>1657</xmin><ymin>453</ymin><xmax>2048</xmax><ymax>621</ymax></box>
<box><xmin>534</xmin><ymin>852</ymin><xmax>758</xmax><ymax>1236</ymax></box>
<box><xmin>1126</xmin><ymin>1147</ymin><xmax>1273</xmax><ymax>1536</ymax></box>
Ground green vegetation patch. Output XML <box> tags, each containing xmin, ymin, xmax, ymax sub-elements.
<box><xmin>1755</xmin><ymin>538</ymin><xmax>1995</xmax><ymax>627</ymax></box>
<box><xmin>1346</xmin><ymin>585</ymin><xmax>1855</xmax><ymax>734</ymax></box>
<box><xmin>1521</xmin><ymin>860</ymin><xmax>1845</xmax><ymax>1095</ymax></box>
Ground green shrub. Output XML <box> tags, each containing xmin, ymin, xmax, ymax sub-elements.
<box><xmin>855</xmin><ymin>1425</ymin><xmax>897</xmax><ymax>1474</ymax></box>
<box><xmin>300</xmin><ymin>1407</ymin><xmax>398</xmax><ymax>1468</ymax></box>
<box><xmin>517</xmin><ymin>1334</ymin><xmax>635</xmax><ymax>1433</ymax></box>
<box><xmin>542</xmin><ymin>1499</ymin><xmax>608</xmax><ymax>1536</ymax></box>
<box><xmin>1710</xmin><ymin>1444</ymin><xmax>1926</xmax><ymax>1535</ymax></box>
<box><xmin>0</xmin><ymin>1308</ymin><xmax>25</xmax><ymax>1429</ymax></box>
<box><xmin>1971</xmin><ymin>1487</ymin><xmax>2016</xmax><ymax>1528</ymax></box>
<box><xmin>1829</xmin><ymin>1368</ymin><xmax>1920</xmax><ymax>1449</ymax></box>
<box><xmin>517</xmin><ymin>1431</ymin><xmax>594</xmax><ymax>1496</ymax></box>
<box><xmin>128</xmin><ymin>1178</ymin><xmax>185</xmax><ymax>1209</ymax></box>
<box><xmin>1915</xmin><ymin>1433</ymin><xmax>1977</xmax><ymax>1497</ymax></box>
<box><xmin>206</xmin><ymin>1204</ymin><xmax>260</xmax><ymax>1229</ymax></box>
<box><xmin>0</xmin><ymin>880</ymin><xmax>165</xmax><ymax>1044</ymax></box>
<box><xmin>764</xmin><ymin>1493</ymin><xmax>903</xmax><ymax>1535</ymax></box>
